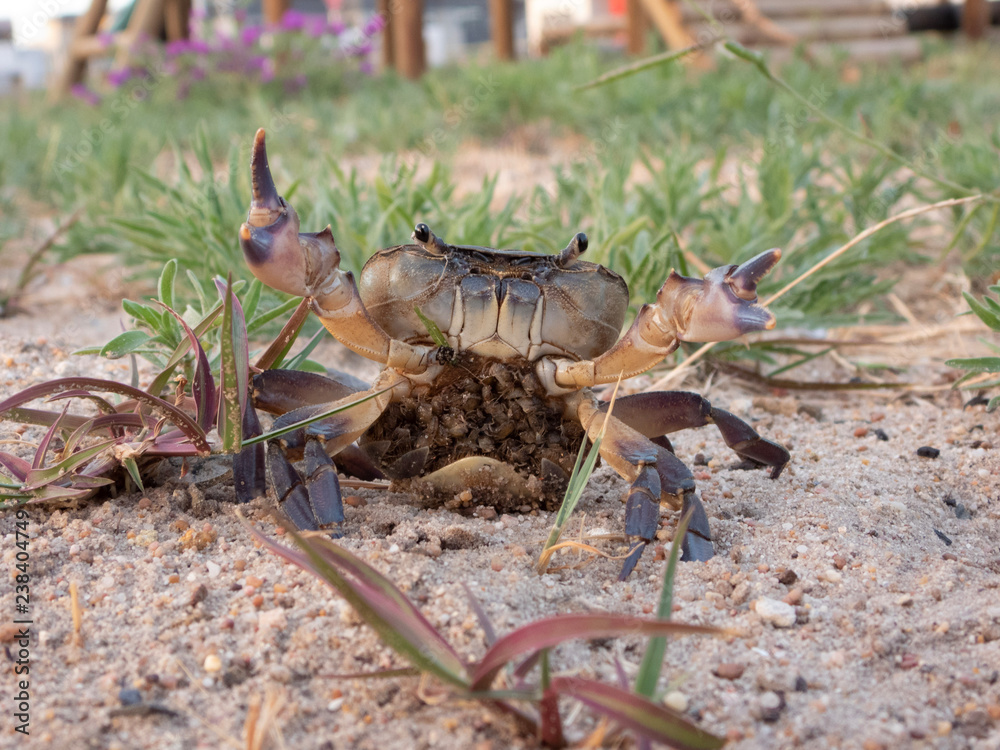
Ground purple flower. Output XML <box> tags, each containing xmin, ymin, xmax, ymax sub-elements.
<box><xmin>190</xmin><ymin>6</ymin><xmax>206</xmax><ymax>21</ymax></box>
<box><xmin>190</xmin><ymin>39</ymin><xmax>211</xmax><ymax>55</ymax></box>
<box><xmin>327</xmin><ymin>20</ymin><xmax>346</xmax><ymax>35</ymax></box>
<box><xmin>240</xmin><ymin>25</ymin><xmax>262</xmax><ymax>46</ymax></box>
<box><xmin>107</xmin><ymin>67</ymin><xmax>132</xmax><ymax>87</ymax></box>
<box><xmin>359</xmin><ymin>60</ymin><xmax>373</xmax><ymax>75</ymax></box>
<box><xmin>70</xmin><ymin>83</ymin><xmax>101</xmax><ymax>106</ymax></box>
<box><xmin>353</xmin><ymin>40</ymin><xmax>373</xmax><ymax>57</ymax></box>
<box><xmin>214</xmin><ymin>34</ymin><xmax>235</xmax><ymax>52</ymax></box>
<box><xmin>97</xmin><ymin>31</ymin><xmax>114</xmax><ymax>48</ymax></box>
<box><xmin>189</xmin><ymin>66</ymin><xmax>206</xmax><ymax>81</ymax></box>
<box><xmin>260</xmin><ymin>59</ymin><xmax>275</xmax><ymax>83</ymax></box>
<box><xmin>306</xmin><ymin>15</ymin><xmax>326</xmax><ymax>37</ymax></box>
<box><xmin>280</xmin><ymin>10</ymin><xmax>306</xmax><ymax>31</ymax></box>
<box><xmin>362</xmin><ymin>14</ymin><xmax>385</xmax><ymax>37</ymax></box>
<box><xmin>234</xmin><ymin>8</ymin><xmax>248</xmax><ymax>23</ymax></box>
<box><xmin>165</xmin><ymin>39</ymin><xmax>190</xmax><ymax>57</ymax></box>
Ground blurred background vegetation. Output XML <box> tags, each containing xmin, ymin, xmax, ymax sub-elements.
<box><xmin>1</xmin><ymin>19</ymin><xmax>998</xmax><ymax>356</ymax></box>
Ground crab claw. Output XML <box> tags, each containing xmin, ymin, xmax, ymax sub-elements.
<box><xmin>662</xmin><ymin>248</ymin><xmax>781</xmax><ymax>343</ymax></box>
<box><xmin>238</xmin><ymin>129</ymin><xmax>342</xmax><ymax>300</ymax></box>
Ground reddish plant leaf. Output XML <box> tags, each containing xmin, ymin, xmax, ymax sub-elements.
<box><xmin>248</xmin><ymin>521</ymin><xmax>468</xmax><ymax>688</ymax></box>
<box><xmin>471</xmin><ymin>615</ymin><xmax>719</xmax><ymax>691</ymax></box>
<box><xmin>0</xmin><ymin>452</ymin><xmax>31</xmax><ymax>482</ymax></box>
<box><xmin>0</xmin><ymin>377</ymin><xmax>210</xmax><ymax>455</ymax></box>
<box><xmin>158</xmin><ymin>303</ymin><xmax>217</xmax><ymax>433</ymax></box>
<box><xmin>549</xmin><ymin>677</ymin><xmax>725</xmax><ymax>750</ymax></box>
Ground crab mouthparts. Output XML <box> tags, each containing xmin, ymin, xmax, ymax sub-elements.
<box><xmin>248</xmin><ymin>128</ymin><xmax>284</xmax><ymax>227</ymax></box>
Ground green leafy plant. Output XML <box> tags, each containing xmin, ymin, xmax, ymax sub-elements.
<box><xmin>248</xmin><ymin>511</ymin><xmax>723</xmax><ymax>748</ymax></box>
<box><xmin>945</xmin><ymin>285</ymin><xmax>1000</xmax><ymax>411</ymax></box>
<box><xmin>0</xmin><ymin>261</ymin><xmax>367</xmax><ymax>507</ymax></box>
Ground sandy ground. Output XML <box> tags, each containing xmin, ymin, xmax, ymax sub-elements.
<box><xmin>1</xmin><ymin>245</ymin><xmax>1000</xmax><ymax>750</ymax></box>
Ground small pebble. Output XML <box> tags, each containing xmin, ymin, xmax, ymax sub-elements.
<box><xmin>206</xmin><ymin>561</ymin><xmax>221</xmax><ymax>579</ymax></box>
<box><xmin>756</xmin><ymin>597</ymin><xmax>797</xmax><ymax>628</ymax></box>
<box><xmin>873</xmin><ymin>428</ymin><xmax>889</xmax><ymax>441</ymax></box>
<box><xmin>777</xmin><ymin>569</ymin><xmax>798</xmax><ymax>585</ymax></box>
<box><xmin>714</xmin><ymin>662</ymin><xmax>745</xmax><ymax>680</ymax></box>
<box><xmin>345</xmin><ymin>495</ymin><xmax>367</xmax><ymax>507</ymax></box>
<box><xmin>204</xmin><ymin>655</ymin><xmax>222</xmax><ymax>673</ymax></box>
<box><xmin>663</xmin><ymin>691</ymin><xmax>688</xmax><ymax>712</ymax></box>
<box><xmin>328</xmin><ymin>697</ymin><xmax>345</xmax><ymax>712</ymax></box>
<box><xmin>916</xmin><ymin>446</ymin><xmax>940</xmax><ymax>458</ymax></box>
<box><xmin>897</xmin><ymin>594</ymin><xmax>914</xmax><ymax>607</ymax></box>
<box><xmin>833</xmin><ymin>554</ymin><xmax>848</xmax><ymax>570</ymax></box>
<box><xmin>854</xmin><ymin>427</ymin><xmax>869</xmax><ymax>438</ymax></box>
<box><xmin>819</xmin><ymin>570</ymin><xmax>842</xmax><ymax>584</ymax></box>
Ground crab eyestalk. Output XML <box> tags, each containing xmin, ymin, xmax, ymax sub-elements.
<box><xmin>661</xmin><ymin>248</ymin><xmax>781</xmax><ymax>343</ymax></box>
<box><xmin>239</xmin><ymin>129</ymin><xmax>342</xmax><ymax>301</ymax></box>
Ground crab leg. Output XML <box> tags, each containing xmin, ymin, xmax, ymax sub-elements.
<box><xmin>600</xmin><ymin>391</ymin><xmax>790</xmax><ymax>478</ymax></box>
<box><xmin>574</xmin><ymin>394</ymin><xmax>713</xmax><ymax>579</ymax></box>
<box><xmin>550</xmin><ymin>250</ymin><xmax>781</xmax><ymax>389</ymax></box>
<box><xmin>238</xmin><ymin>129</ymin><xmax>432</xmax><ymax>372</ymax></box>
<box><xmin>264</xmin><ymin>371</ymin><xmax>406</xmax><ymax>530</ymax></box>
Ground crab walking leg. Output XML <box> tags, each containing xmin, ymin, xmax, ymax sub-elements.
<box><xmin>550</xmin><ymin>249</ymin><xmax>782</xmax><ymax>390</ymax></box>
<box><xmin>265</xmin><ymin>371</ymin><xmax>407</xmax><ymax>530</ymax></box>
<box><xmin>238</xmin><ymin>129</ymin><xmax>433</xmax><ymax>371</ymax></box>
<box><xmin>575</xmin><ymin>395</ymin><xmax>713</xmax><ymax>579</ymax></box>
<box><xmin>599</xmin><ymin>391</ymin><xmax>790</xmax><ymax>478</ymax></box>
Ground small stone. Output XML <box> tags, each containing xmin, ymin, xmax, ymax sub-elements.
<box><xmin>898</xmin><ymin>653</ymin><xmax>919</xmax><ymax>670</ymax></box>
<box><xmin>833</xmin><ymin>554</ymin><xmax>848</xmax><ymax>570</ymax></box>
<box><xmin>663</xmin><ymin>691</ymin><xmax>688</xmax><ymax>712</ymax></box>
<box><xmin>873</xmin><ymin>428</ymin><xmax>889</xmax><ymax>441</ymax></box>
<box><xmin>756</xmin><ymin>597</ymin><xmax>797</xmax><ymax>628</ymax></box>
<box><xmin>819</xmin><ymin>569</ymin><xmax>842</xmax><ymax>584</ymax></box>
<box><xmin>862</xmin><ymin>740</ymin><xmax>886</xmax><ymax>750</ymax></box>
<box><xmin>245</xmin><ymin>575</ymin><xmax>264</xmax><ymax>588</ymax></box>
<box><xmin>258</xmin><ymin>609</ymin><xmax>288</xmax><ymax>631</ymax></box>
<box><xmin>713</xmin><ymin>662</ymin><xmax>745</xmax><ymax>680</ymax></box>
<box><xmin>897</xmin><ymin>594</ymin><xmax>914</xmax><ymax>607</ymax></box>
<box><xmin>943</xmin><ymin>552</ymin><xmax>958</xmax><ymax>561</ymax></box>
<box><xmin>854</xmin><ymin>427</ymin><xmax>869</xmax><ymax>438</ymax></box>
<box><xmin>189</xmin><ymin>584</ymin><xmax>208</xmax><ymax>607</ymax></box>
<box><xmin>916</xmin><ymin>446</ymin><xmax>940</xmax><ymax>459</ymax></box>
<box><xmin>204</xmin><ymin>654</ymin><xmax>222</xmax><ymax>673</ymax></box>
<box><xmin>344</xmin><ymin>495</ymin><xmax>367</xmax><ymax>507</ymax></box>
<box><xmin>759</xmin><ymin>691</ymin><xmax>785</xmax><ymax>722</ymax></box>
<box><xmin>206</xmin><ymin>561</ymin><xmax>221</xmax><ymax>578</ymax></box>
<box><xmin>252</xmin><ymin>594</ymin><xmax>265</xmax><ymax>608</ymax></box>
<box><xmin>936</xmin><ymin>721</ymin><xmax>952</xmax><ymax>736</ymax></box>
<box><xmin>777</xmin><ymin>569</ymin><xmax>798</xmax><ymax>585</ymax></box>
<box><xmin>328</xmin><ymin>697</ymin><xmax>345</xmax><ymax>712</ymax></box>
<box><xmin>490</xmin><ymin>557</ymin><xmax>504</xmax><ymax>572</ymax></box>
<box><xmin>730</xmin><ymin>581</ymin><xmax>751</xmax><ymax>605</ymax></box>
<box><xmin>783</xmin><ymin>588</ymin><xmax>803</xmax><ymax>605</ymax></box>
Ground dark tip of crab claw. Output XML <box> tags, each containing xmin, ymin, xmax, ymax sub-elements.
<box><xmin>729</xmin><ymin>248</ymin><xmax>781</xmax><ymax>297</ymax></box>
<box><xmin>249</xmin><ymin>128</ymin><xmax>283</xmax><ymax>219</ymax></box>
<box><xmin>239</xmin><ymin>220</ymin><xmax>278</xmax><ymax>269</ymax></box>
<box><xmin>735</xmin><ymin>303</ymin><xmax>777</xmax><ymax>334</ymax></box>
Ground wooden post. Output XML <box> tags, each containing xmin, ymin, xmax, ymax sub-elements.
<box><xmin>263</xmin><ymin>0</ymin><xmax>290</xmax><ymax>26</ymax></box>
<box><xmin>393</xmin><ymin>0</ymin><xmax>425</xmax><ymax>79</ymax></box>
<box><xmin>377</xmin><ymin>0</ymin><xmax>395</xmax><ymax>70</ymax></box>
<box><xmin>638</xmin><ymin>0</ymin><xmax>695</xmax><ymax>50</ymax></box>
<box><xmin>626</xmin><ymin>0</ymin><xmax>648</xmax><ymax>55</ymax></box>
<box><xmin>963</xmin><ymin>0</ymin><xmax>989</xmax><ymax>39</ymax></box>
<box><xmin>54</xmin><ymin>0</ymin><xmax>109</xmax><ymax>98</ymax></box>
<box><xmin>164</xmin><ymin>0</ymin><xmax>191</xmax><ymax>41</ymax></box>
<box><xmin>490</xmin><ymin>0</ymin><xmax>515</xmax><ymax>60</ymax></box>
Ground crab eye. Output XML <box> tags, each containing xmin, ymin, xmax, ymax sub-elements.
<box><xmin>413</xmin><ymin>223</ymin><xmax>430</xmax><ymax>243</ymax></box>
<box><xmin>556</xmin><ymin>232</ymin><xmax>588</xmax><ymax>267</ymax></box>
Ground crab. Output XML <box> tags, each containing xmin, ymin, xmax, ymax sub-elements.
<box><xmin>237</xmin><ymin>129</ymin><xmax>789</xmax><ymax>579</ymax></box>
